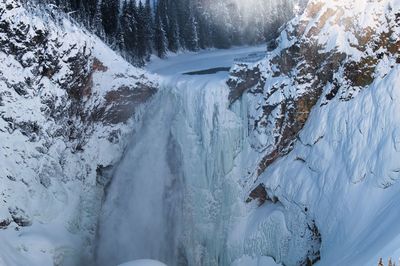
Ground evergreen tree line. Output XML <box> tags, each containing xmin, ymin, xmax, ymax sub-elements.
<box><xmin>38</xmin><ymin>0</ymin><xmax>295</xmax><ymax>65</ymax></box>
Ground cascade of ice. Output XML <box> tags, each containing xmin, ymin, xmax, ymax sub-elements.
<box><xmin>95</xmin><ymin>88</ymin><xmax>185</xmax><ymax>266</ymax></box>
<box><xmin>94</xmin><ymin>47</ymin><xmax>258</xmax><ymax>266</ymax></box>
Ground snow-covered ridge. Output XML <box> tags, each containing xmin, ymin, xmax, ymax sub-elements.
<box><xmin>228</xmin><ymin>0</ymin><xmax>400</xmax><ymax>265</ymax></box>
<box><xmin>0</xmin><ymin>0</ymin><xmax>157</xmax><ymax>265</ymax></box>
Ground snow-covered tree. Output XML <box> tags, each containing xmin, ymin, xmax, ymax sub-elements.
<box><xmin>167</xmin><ymin>15</ymin><xmax>181</xmax><ymax>52</ymax></box>
<box><xmin>36</xmin><ymin>0</ymin><xmax>297</xmax><ymax>64</ymax></box>
<box><xmin>184</xmin><ymin>8</ymin><xmax>199</xmax><ymax>51</ymax></box>
<box><xmin>154</xmin><ymin>8</ymin><xmax>168</xmax><ymax>58</ymax></box>
<box><xmin>120</xmin><ymin>0</ymin><xmax>138</xmax><ymax>62</ymax></box>
<box><xmin>100</xmin><ymin>0</ymin><xmax>119</xmax><ymax>39</ymax></box>
<box><xmin>144</xmin><ymin>0</ymin><xmax>154</xmax><ymax>56</ymax></box>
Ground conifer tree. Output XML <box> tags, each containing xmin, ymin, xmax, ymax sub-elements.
<box><xmin>45</xmin><ymin>0</ymin><xmax>295</xmax><ymax>65</ymax></box>
<box><xmin>227</xmin><ymin>2</ymin><xmax>243</xmax><ymax>45</ymax></box>
<box><xmin>122</xmin><ymin>0</ymin><xmax>138</xmax><ymax>62</ymax></box>
<box><xmin>212</xmin><ymin>2</ymin><xmax>233</xmax><ymax>49</ymax></box>
<box><xmin>167</xmin><ymin>15</ymin><xmax>181</xmax><ymax>52</ymax></box>
<box><xmin>84</xmin><ymin>0</ymin><xmax>98</xmax><ymax>21</ymax></box>
<box><xmin>184</xmin><ymin>7</ymin><xmax>199</xmax><ymax>51</ymax></box>
<box><xmin>154</xmin><ymin>8</ymin><xmax>168</xmax><ymax>58</ymax></box>
<box><xmin>91</xmin><ymin>0</ymin><xmax>104</xmax><ymax>36</ymax></box>
<box><xmin>196</xmin><ymin>5</ymin><xmax>213</xmax><ymax>49</ymax></box>
<box><xmin>144</xmin><ymin>0</ymin><xmax>154</xmax><ymax>57</ymax></box>
<box><xmin>176</xmin><ymin>0</ymin><xmax>189</xmax><ymax>48</ymax></box>
<box><xmin>136</xmin><ymin>1</ymin><xmax>148</xmax><ymax>64</ymax></box>
<box><xmin>116</xmin><ymin>18</ymin><xmax>125</xmax><ymax>52</ymax></box>
<box><xmin>100</xmin><ymin>0</ymin><xmax>119</xmax><ymax>40</ymax></box>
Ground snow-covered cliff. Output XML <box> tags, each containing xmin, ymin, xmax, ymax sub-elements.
<box><xmin>228</xmin><ymin>0</ymin><xmax>400</xmax><ymax>264</ymax></box>
<box><xmin>0</xmin><ymin>1</ymin><xmax>157</xmax><ymax>265</ymax></box>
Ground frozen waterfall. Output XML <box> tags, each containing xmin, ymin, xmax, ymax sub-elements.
<box><xmin>95</xmin><ymin>47</ymin><xmax>288</xmax><ymax>266</ymax></box>
<box><xmin>95</xmin><ymin>87</ymin><xmax>184</xmax><ymax>265</ymax></box>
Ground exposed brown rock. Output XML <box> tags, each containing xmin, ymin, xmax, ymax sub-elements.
<box><xmin>300</xmin><ymin>221</ymin><xmax>322</xmax><ymax>266</ymax></box>
<box><xmin>344</xmin><ymin>57</ymin><xmax>377</xmax><ymax>87</ymax></box>
<box><xmin>246</xmin><ymin>183</ymin><xmax>280</xmax><ymax>206</ymax></box>
<box><xmin>92</xmin><ymin>84</ymin><xmax>157</xmax><ymax>125</ymax></box>
<box><xmin>246</xmin><ymin>184</ymin><xmax>268</xmax><ymax>206</ymax></box>
<box><xmin>92</xmin><ymin>57</ymin><xmax>108</xmax><ymax>72</ymax></box>
<box><xmin>306</xmin><ymin>8</ymin><xmax>337</xmax><ymax>38</ymax></box>
<box><xmin>227</xmin><ymin>64</ymin><xmax>263</xmax><ymax>104</ymax></box>
<box><xmin>305</xmin><ymin>1</ymin><xmax>325</xmax><ymax>19</ymax></box>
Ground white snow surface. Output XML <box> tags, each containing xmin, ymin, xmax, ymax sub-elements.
<box><xmin>231</xmin><ymin>255</ymin><xmax>282</xmax><ymax>266</ymax></box>
<box><xmin>147</xmin><ymin>46</ymin><xmax>266</xmax><ymax>76</ymax></box>
<box><xmin>118</xmin><ymin>259</ymin><xmax>167</xmax><ymax>266</ymax></box>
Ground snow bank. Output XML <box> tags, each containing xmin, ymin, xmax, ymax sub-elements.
<box><xmin>118</xmin><ymin>259</ymin><xmax>167</xmax><ymax>266</ymax></box>
<box><xmin>231</xmin><ymin>255</ymin><xmax>282</xmax><ymax>266</ymax></box>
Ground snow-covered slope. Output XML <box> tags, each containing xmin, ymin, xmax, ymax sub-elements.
<box><xmin>0</xmin><ymin>1</ymin><xmax>157</xmax><ymax>265</ymax></box>
<box><xmin>228</xmin><ymin>0</ymin><xmax>400</xmax><ymax>265</ymax></box>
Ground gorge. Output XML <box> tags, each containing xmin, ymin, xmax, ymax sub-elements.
<box><xmin>0</xmin><ymin>0</ymin><xmax>399</xmax><ymax>266</ymax></box>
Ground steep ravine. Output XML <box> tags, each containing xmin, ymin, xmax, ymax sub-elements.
<box><xmin>2</xmin><ymin>0</ymin><xmax>399</xmax><ymax>265</ymax></box>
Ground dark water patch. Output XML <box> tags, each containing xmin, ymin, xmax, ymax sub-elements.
<box><xmin>183</xmin><ymin>67</ymin><xmax>231</xmax><ymax>75</ymax></box>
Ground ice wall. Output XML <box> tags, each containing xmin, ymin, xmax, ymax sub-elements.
<box><xmin>95</xmin><ymin>67</ymin><xmax>244</xmax><ymax>265</ymax></box>
<box><xmin>95</xmin><ymin>88</ymin><xmax>183</xmax><ymax>265</ymax></box>
<box><xmin>95</xmin><ymin>48</ymin><xmax>318</xmax><ymax>266</ymax></box>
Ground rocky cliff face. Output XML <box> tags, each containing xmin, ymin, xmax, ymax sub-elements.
<box><xmin>229</xmin><ymin>0</ymin><xmax>400</xmax><ymax>265</ymax></box>
<box><xmin>230</xmin><ymin>0</ymin><xmax>399</xmax><ymax>179</ymax></box>
<box><xmin>0</xmin><ymin>1</ymin><xmax>157</xmax><ymax>265</ymax></box>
